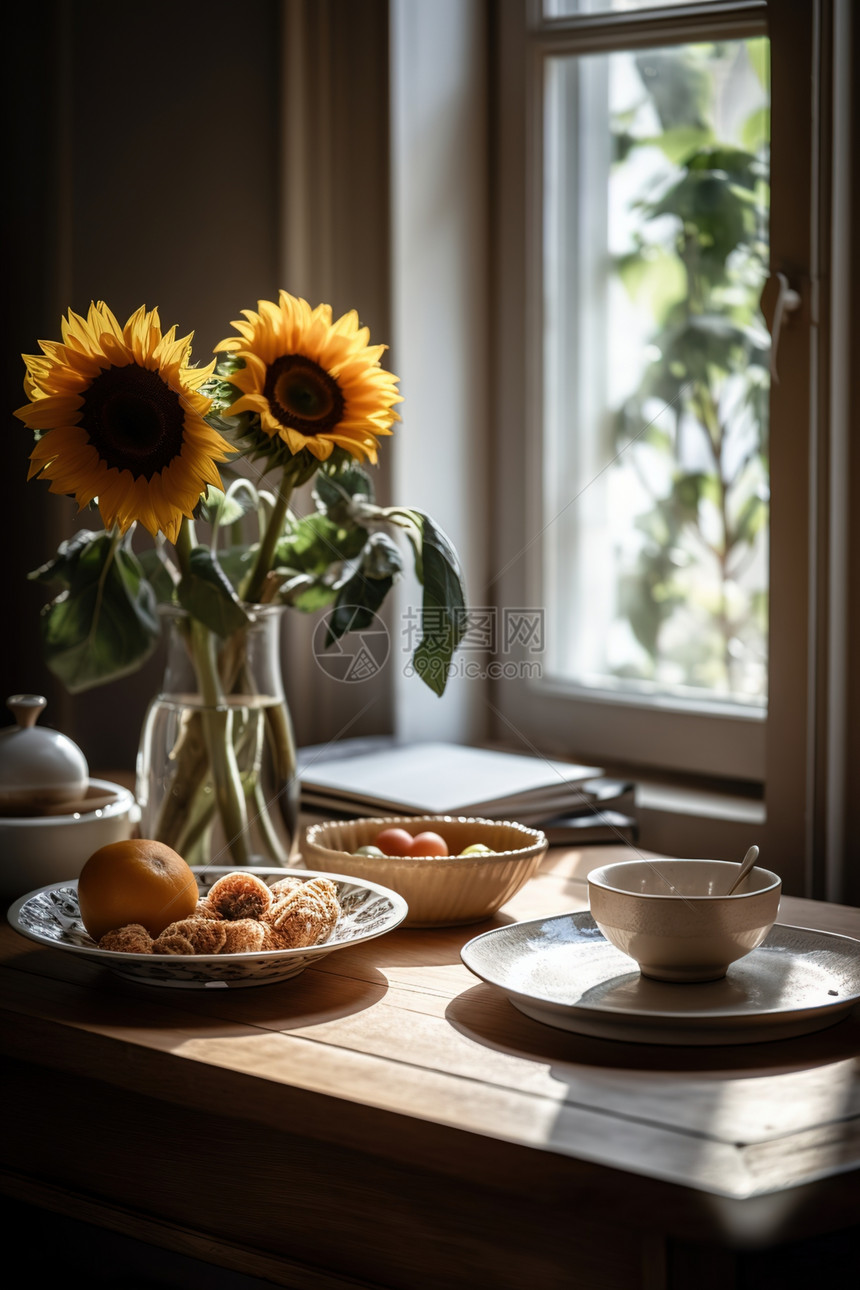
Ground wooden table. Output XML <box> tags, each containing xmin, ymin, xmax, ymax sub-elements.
<box><xmin>2</xmin><ymin>842</ymin><xmax>859</xmax><ymax>1290</ymax></box>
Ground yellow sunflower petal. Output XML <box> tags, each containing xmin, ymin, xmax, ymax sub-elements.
<box><xmin>91</xmin><ymin>301</ymin><xmax>128</xmax><ymax>346</ymax></box>
<box><xmin>225</xmin><ymin>392</ymin><xmax>272</xmax><ymax>420</ymax></box>
<box><xmin>16</xmin><ymin>394</ymin><xmax>84</xmax><ymax>431</ymax></box>
<box><xmin>214</xmin><ymin>289</ymin><xmax>401</xmax><ymax>467</ymax></box>
<box><xmin>297</xmin><ymin>434</ymin><xmax>335</xmax><ymax>462</ymax></box>
<box><xmin>276</xmin><ymin>425</ymin><xmax>319</xmax><ymax>456</ymax></box>
<box><xmin>16</xmin><ymin>303</ymin><xmax>234</xmax><ymax>540</ymax></box>
<box><xmin>61</xmin><ymin>306</ymin><xmax>101</xmax><ymax>353</ymax></box>
<box><xmin>219</xmin><ymin>364</ymin><xmax>256</xmax><ymax>397</ymax></box>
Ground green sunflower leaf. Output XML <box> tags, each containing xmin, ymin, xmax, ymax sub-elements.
<box><xmin>363</xmin><ymin>507</ymin><xmax>467</xmax><ymax>696</ymax></box>
<box><xmin>280</xmin><ymin>577</ymin><xmax>339</xmax><ymax>613</ymax></box>
<box><xmin>178</xmin><ymin>547</ymin><xmax>252</xmax><ymax>637</ymax></box>
<box><xmin>314</xmin><ymin>463</ymin><xmax>376</xmax><ymax>520</ymax></box>
<box><xmin>136</xmin><ymin>544</ymin><xmax>179</xmax><ymax>604</ymax></box>
<box><xmin>359</xmin><ymin>532</ymin><xmax>404</xmax><ymax>580</ymax></box>
<box><xmin>37</xmin><ymin>532</ymin><xmax>160</xmax><ymax>692</ymax></box>
<box><xmin>411</xmin><ymin>514</ymin><xmax>468</xmax><ymax>696</ymax></box>
<box><xmin>28</xmin><ymin>529</ymin><xmax>104</xmax><ymax>589</ymax></box>
<box><xmin>276</xmin><ymin>513</ymin><xmax>369</xmax><ymax>575</ymax></box>
<box><xmin>322</xmin><ymin>533</ymin><xmax>405</xmax><ymax>645</ymax></box>
<box><xmin>216</xmin><ymin>543</ymin><xmax>257</xmax><ymax>592</ymax></box>
<box><xmin>325</xmin><ymin>574</ymin><xmax>396</xmax><ymax>644</ymax></box>
<box><xmin>198</xmin><ymin>482</ymin><xmax>258</xmax><ymax>527</ymax></box>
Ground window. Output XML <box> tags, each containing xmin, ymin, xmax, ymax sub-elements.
<box><xmin>541</xmin><ymin>37</ymin><xmax>770</xmax><ymax>712</ymax></box>
<box><xmin>491</xmin><ymin>1</ymin><xmax>855</xmax><ymax>894</ymax></box>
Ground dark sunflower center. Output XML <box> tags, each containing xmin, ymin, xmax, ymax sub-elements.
<box><xmin>81</xmin><ymin>365</ymin><xmax>185</xmax><ymax>478</ymax></box>
<box><xmin>264</xmin><ymin>354</ymin><xmax>344</xmax><ymax>435</ymax></box>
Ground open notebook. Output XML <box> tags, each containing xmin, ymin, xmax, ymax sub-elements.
<box><xmin>298</xmin><ymin>739</ymin><xmax>603</xmax><ymax>821</ymax></box>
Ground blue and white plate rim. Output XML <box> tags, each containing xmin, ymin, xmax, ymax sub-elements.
<box><xmin>7</xmin><ymin>865</ymin><xmax>409</xmax><ymax>964</ymax></box>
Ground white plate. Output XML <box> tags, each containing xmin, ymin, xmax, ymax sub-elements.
<box><xmin>461</xmin><ymin>911</ymin><xmax>860</xmax><ymax>1045</ymax></box>
<box><xmin>7</xmin><ymin>867</ymin><xmax>408</xmax><ymax>989</ymax></box>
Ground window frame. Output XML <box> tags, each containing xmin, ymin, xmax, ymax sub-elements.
<box><xmin>490</xmin><ymin>0</ymin><xmax>834</xmax><ymax>892</ymax></box>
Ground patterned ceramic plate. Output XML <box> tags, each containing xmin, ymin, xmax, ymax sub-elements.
<box><xmin>7</xmin><ymin>867</ymin><xmax>408</xmax><ymax>989</ymax></box>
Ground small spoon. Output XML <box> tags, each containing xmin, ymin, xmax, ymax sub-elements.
<box><xmin>726</xmin><ymin>845</ymin><xmax>759</xmax><ymax>896</ymax></box>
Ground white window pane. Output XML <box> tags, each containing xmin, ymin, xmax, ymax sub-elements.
<box><xmin>542</xmin><ymin>39</ymin><xmax>770</xmax><ymax>708</ymax></box>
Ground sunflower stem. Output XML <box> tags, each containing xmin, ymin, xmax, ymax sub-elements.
<box><xmin>241</xmin><ymin>471</ymin><xmax>295</xmax><ymax>604</ymax></box>
<box><xmin>186</xmin><ymin>617</ymin><xmax>253</xmax><ymax>866</ymax></box>
<box><xmin>175</xmin><ymin>517</ymin><xmax>196</xmax><ymax>578</ymax></box>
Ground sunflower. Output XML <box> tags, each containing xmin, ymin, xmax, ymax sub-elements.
<box><xmin>15</xmin><ymin>302</ymin><xmax>233</xmax><ymax>544</ymax></box>
<box><xmin>213</xmin><ymin>291</ymin><xmax>402</xmax><ymax>465</ymax></box>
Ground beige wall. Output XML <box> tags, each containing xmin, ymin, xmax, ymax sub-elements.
<box><xmin>5</xmin><ymin>0</ymin><xmax>283</xmax><ymax>771</ymax></box>
<box><xmin>3</xmin><ymin>0</ymin><xmax>396</xmax><ymax>772</ymax></box>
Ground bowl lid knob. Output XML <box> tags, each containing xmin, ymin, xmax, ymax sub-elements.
<box><xmin>8</xmin><ymin>694</ymin><xmax>48</xmax><ymax>729</ymax></box>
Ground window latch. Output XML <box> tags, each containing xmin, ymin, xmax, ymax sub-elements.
<box><xmin>760</xmin><ymin>272</ymin><xmax>801</xmax><ymax>384</ymax></box>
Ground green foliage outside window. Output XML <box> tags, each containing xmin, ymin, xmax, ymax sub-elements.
<box><xmin>610</xmin><ymin>40</ymin><xmax>770</xmax><ymax>700</ymax></box>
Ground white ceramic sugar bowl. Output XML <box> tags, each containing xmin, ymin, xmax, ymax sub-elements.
<box><xmin>0</xmin><ymin>695</ymin><xmax>139</xmax><ymax>902</ymax></box>
<box><xmin>0</xmin><ymin>695</ymin><xmax>89</xmax><ymax>815</ymax></box>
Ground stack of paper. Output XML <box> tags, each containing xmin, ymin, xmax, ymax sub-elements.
<box><xmin>298</xmin><ymin>739</ymin><xmax>604</xmax><ymax>822</ymax></box>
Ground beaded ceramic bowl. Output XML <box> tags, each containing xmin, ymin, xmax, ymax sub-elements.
<box><xmin>302</xmin><ymin>815</ymin><xmax>548</xmax><ymax>927</ymax></box>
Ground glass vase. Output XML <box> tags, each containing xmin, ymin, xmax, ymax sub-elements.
<box><xmin>136</xmin><ymin>605</ymin><xmax>299</xmax><ymax>868</ymax></box>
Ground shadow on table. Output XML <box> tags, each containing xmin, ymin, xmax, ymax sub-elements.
<box><xmin>447</xmin><ymin>983</ymin><xmax>859</xmax><ymax>1247</ymax></box>
<box><xmin>445</xmin><ymin>981</ymin><xmax>860</xmax><ymax>1074</ymax></box>
<box><xmin>6</xmin><ymin>940</ymin><xmax>389</xmax><ymax>1035</ymax></box>
<box><xmin>335</xmin><ymin>909</ymin><xmax>520</xmax><ymax>970</ymax></box>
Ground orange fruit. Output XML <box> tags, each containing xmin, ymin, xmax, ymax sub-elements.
<box><xmin>374</xmin><ymin>827</ymin><xmax>415</xmax><ymax>857</ymax></box>
<box><xmin>77</xmin><ymin>839</ymin><xmax>199</xmax><ymax>942</ymax></box>
<box><xmin>410</xmin><ymin>831</ymin><xmax>449</xmax><ymax>857</ymax></box>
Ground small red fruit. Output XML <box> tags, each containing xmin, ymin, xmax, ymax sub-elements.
<box><xmin>374</xmin><ymin>827</ymin><xmax>416</xmax><ymax>857</ymax></box>
<box><xmin>410</xmin><ymin>831</ymin><xmax>449</xmax><ymax>857</ymax></box>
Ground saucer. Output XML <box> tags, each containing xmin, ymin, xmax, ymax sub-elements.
<box><xmin>461</xmin><ymin>911</ymin><xmax>860</xmax><ymax>1045</ymax></box>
